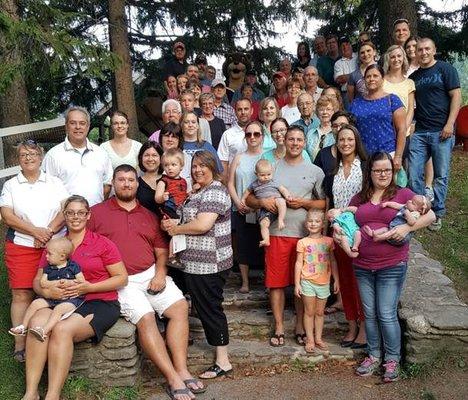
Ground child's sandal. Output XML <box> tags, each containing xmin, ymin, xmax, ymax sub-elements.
<box><xmin>9</xmin><ymin>325</ymin><xmax>27</xmax><ymax>336</ymax></box>
<box><xmin>29</xmin><ymin>327</ymin><xmax>47</xmax><ymax>342</ymax></box>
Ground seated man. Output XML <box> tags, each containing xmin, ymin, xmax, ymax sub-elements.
<box><xmin>88</xmin><ymin>164</ymin><xmax>205</xmax><ymax>399</ymax></box>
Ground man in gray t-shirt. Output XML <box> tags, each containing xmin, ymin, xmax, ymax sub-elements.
<box><xmin>246</xmin><ymin>126</ymin><xmax>325</xmax><ymax>346</ymax></box>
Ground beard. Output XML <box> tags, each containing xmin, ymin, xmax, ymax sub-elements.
<box><xmin>115</xmin><ymin>189</ymin><xmax>136</xmax><ymax>202</ymax></box>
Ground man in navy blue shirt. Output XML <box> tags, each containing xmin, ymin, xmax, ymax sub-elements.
<box><xmin>408</xmin><ymin>38</ymin><xmax>461</xmax><ymax>231</ymax></box>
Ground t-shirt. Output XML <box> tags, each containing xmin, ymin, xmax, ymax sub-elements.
<box><xmin>349</xmin><ymin>94</ymin><xmax>403</xmax><ymax>154</ymax></box>
<box><xmin>100</xmin><ymin>140</ymin><xmax>142</xmax><ymax>170</ymax></box>
<box><xmin>348</xmin><ymin>69</ymin><xmax>367</xmax><ymax>99</ymax></box>
<box><xmin>183</xmin><ymin>141</ymin><xmax>223</xmax><ymax>173</ymax></box>
<box><xmin>281</xmin><ymin>105</ymin><xmax>301</xmax><ymax>125</ymax></box>
<box><xmin>409</xmin><ymin>61</ymin><xmax>460</xmax><ymax>131</ymax></box>
<box><xmin>207</xmin><ymin>117</ymin><xmax>226</xmax><ymax>150</ymax></box>
<box><xmin>297</xmin><ymin>236</ymin><xmax>334</xmax><ymax>285</ymax></box>
<box><xmin>382</xmin><ymin>79</ymin><xmax>415</xmax><ymax>111</ymax></box>
<box><xmin>270</xmin><ymin>159</ymin><xmax>325</xmax><ymax>238</ymax></box>
<box><xmin>349</xmin><ymin>188</ymin><xmax>414</xmax><ymax>270</ymax></box>
<box><xmin>38</xmin><ymin>230</ymin><xmax>122</xmax><ymax>301</ymax></box>
<box><xmin>217</xmin><ymin>124</ymin><xmax>247</xmax><ymax>164</ymax></box>
<box><xmin>158</xmin><ymin>175</ymin><xmax>188</xmax><ymax>207</ymax></box>
<box><xmin>317</xmin><ymin>56</ymin><xmax>337</xmax><ymax>87</ymax></box>
<box><xmin>248</xmin><ymin>179</ymin><xmax>282</xmax><ymax>199</ymax></box>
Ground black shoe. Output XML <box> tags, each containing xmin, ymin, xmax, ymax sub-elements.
<box><xmin>340</xmin><ymin>340</ymin><xmax>354</xmax><ymax>348</ymax></box>
<box><xmin>350</xmin><ymin>342</ymin><xmax>367</xmax><ymax>349</ymax></box>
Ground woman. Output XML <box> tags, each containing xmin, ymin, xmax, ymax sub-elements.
<box><xmin>162</xmin><ymin>151</ymin><xmax>233</xmax><ymax>379</ymax></box>
<box><xmin>100</xmin><ymin>111</ymin><xmax>142</xmax><ymax>169</ymax></box>
<box><xmin>258</xmin><ymin>97</ymin><xmax>281</xmax><ymax>152</ymax></box>
<box><xmin>165</xmin><ymin>75</ymin><xmax>179</xmax><ymax>100</ymax></box>
<box><xmin>404</xmin><ymin>36</ymin><xmax>419</xmax><ymax>77</ymax></box>
<box><xmin>281</xmin><ymin>78</ymin><xmax>303</xmax><ymax>125</ymax></box>
<box><xmin>262</xmin><ymin>118</ymin><xmax>312</xmax><ymax>165</ymax></box>
<box><xmin>323</xmin><ymin>125</ymin><xmax>367</xmax><ymax>349</ymax></box>
<box><xmin>294</xmin><ymin>41</ymin><xmax>312</xmax><ymax>70</ymax></box>
<box><xmin>349</xmin><ymin>152</ymin><xmax>435</xmax><ymax>382</ymax></box>
<box><xmin>228</xmin><ymin>121</ymin><xmax>265</xmax><ymax>293</ymax></box>
<box><xmin>177</xmin><ymin>74</ymin><xmax>189</xmax><ymax>93</ymax></box>
<box><xmin>22</xmin><ymin>195</ymin><xmax>128</xmax><ymax>400</ymax></box>
<box><xmin>0</xmin><ymin>141</ymin><xmax>68</xmax><ymax>363</ymax></box>
<box><xmin>187</xmin><ymin>79</ymin><xmax>202</xmax><ymax>109</ymax></box>
<box><xmin>347</xmin><ymin>42</ymin><xmax>377</xmax><ymax>103</ymax></box>
<box><xmin>135</xmin><ymin>140</ymin><xmax>164</xmax><ymax>215</ymax></box>
<box><xmin>199</xmin><ymin>93</ymin><xmax>227</xmax><ymax>150</ymax></box>
<box><xmin>349</xmin><ymin>64</ymin><xmax>406</xmax><ymax>170</ymax></box>
<box><xmin>322</xmin><ymin>86</ymin><xmax>344</xmax><ymax>111</ymax></box>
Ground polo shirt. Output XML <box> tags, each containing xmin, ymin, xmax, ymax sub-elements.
<box><xmin>0</xmin><ymin>171</ymin><xmax>69</xmax><ymax>247</ymax></box>
<box><xmin>334</xmin><ymin>53</ymin><xmax>358</xmax><ymax>91</ymax></box>
<box><xmin>217</xmin><ymin>123</ymin><xmax>247</xmax><ymax>164</ymax></box>
<box><xmin>87</xmin><ymin>198</ymin><xmax>168</xmax><ymax>276</ymax></box>
<box><xmin>38</xmin><ymin>230</ymin><xmax>122</xmax><ymax>301</ymax></box>
<box><xmin>42</xmin><ymin>137</ymin><xmax>113</xmax><ymax>206</ymax></box>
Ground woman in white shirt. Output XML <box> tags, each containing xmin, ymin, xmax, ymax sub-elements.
<box><xmin>281</xmin><ymin>78</ymin><xmax>303</xmax><ymax>124</ymax></box>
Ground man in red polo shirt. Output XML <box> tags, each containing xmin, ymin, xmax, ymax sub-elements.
<box><xmin>88</xmin><ymin>164</ymin><xmax>204</xmax><ymax>397</ymax></box>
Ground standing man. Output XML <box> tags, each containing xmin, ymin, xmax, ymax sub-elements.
<box><xmin>211</xmin><ymin>79</ymin><xmax>237</xmax><ymax>129</ymax></box>
<box><xmin>334</xmin><ymin>37</ymin><xmax>358</xmax><ymax>110</ymax></box>
<box><xmin>310</xmin><ymin>36</ymin><xmax>327</xmax><ymax>67</ymax></box>
<box><xmin>42</xmin><ymin>106</ymin><xmax>113</xmax><ymax>206</ymax></box>
<box><xmin>317</xmin><ymin>35</ymin><xmax>340</xmax><ymax>88</ymax></box>
<box><xmin>408</xmin><ymin>38</ymin><xmax>461</xmax><ymax>231</ymax></box>
<box><xmin>272</xmin><ymin>71</ymin><xmax>289</xmax><ymax>108</ymax></box>
<box><xmin>303</xmin><ymin>66</ymin><xmax>323</xmax><ymax>102</ymax></box>
<box><xmin>392</xmin><ymin>19</ymin><xmax>411</xmax><ymax>47</ymax></box>
<box><xmin>246</xmin><ymin>126</ymin><xmax>326</xmax><ymax>346</ymax></box>
<box><xmin>164</xmin><ymin>41</ymin><xmax>188</xmax><ymax>79</ymax></box>
<box><xmin>88</xmin><ymin>164</ymin><xmax>205</xmax><ymax>398</ymax></box>
<box><xmin>293</xmin><ymin>92</ymin><xmax>320</xmax><ymax>138</ymax></box>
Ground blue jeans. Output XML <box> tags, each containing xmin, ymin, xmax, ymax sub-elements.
<box><xmin>354</xmin><ymin>263</ymin><xmax>407</xmax><ymax>362</ymax></box>
<box><xmin>408</xmin><ymin>130</ymin><xmax>455</xmax><ymax>217</ymax></box>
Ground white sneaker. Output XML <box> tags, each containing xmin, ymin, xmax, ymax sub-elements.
<box><xmin>428</xmin><ymin>217</ymin><xmax>442</xmax><ymax>232</ymax></box>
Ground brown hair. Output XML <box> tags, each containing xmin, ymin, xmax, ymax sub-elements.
<box><xmin>191</xmin><ymin>150</ymin><xmax>221</xmax><ymax>181</ymax></box>
<box><xmin>180</xmin><ymin>111</ymin><xmax>203</xmax><ymax>145</ymax></box>
<box><xmin>359</xmin><ymin>152</ymin><xmax>397</xmax><ymax>203</ymax></box>
<box><xmin>316</xmin><ymin>94</ymin><xmax>339</xmax><ymax>113</ymax></box>
<box><xmin>332</xmin><ymin>124</ymin><xmax>367</xmax><ymax>175</ymax></box>
<box><xmin>63</xmin><ymin>195</ymin><xmax>90</xmax><ymax>212</ymax></box>
<box><xmin>322</xmin><ymin>87</ymin><xmax>344</xmax><ymax>111</ymax></box>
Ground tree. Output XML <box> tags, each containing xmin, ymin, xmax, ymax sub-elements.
<box><xmin>108</xmin><ymin>0</ymin><xmax>138</xmax><ymax>137</ymax></box>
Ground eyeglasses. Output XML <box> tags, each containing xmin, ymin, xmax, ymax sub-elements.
<box><xmin>19</xmin><ymin>152</ymin><xmax>41</xmax><ymax>159</ymax></box>
<box><xmin>64</xmin><ymin>210</ymin><xmax>89</xmax><ymax>219</ymax></box>
<box><xmin>332</xmin><ymin>123</ymin><xmax>345</xmax><ymax>130</ymax></box>
<box><xmin>245</xmin><ymin>131</ymin><xmax>262</xmax><ymax>138</ymax></box>
<box><xmin>272</xmin><ymin>128</ymin><xmax>287</xmax><ymax>135</ymax></box>
<box><xmin>371</xmin><ymin>168</ymin><xmax>393</xmax><ymax>175</ymax></box>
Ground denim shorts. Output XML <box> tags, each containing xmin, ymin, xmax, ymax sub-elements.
<box><xmin>301</xmin><ymin>279</ymin><xmax>330</xmax><ymax>299</ymax></box>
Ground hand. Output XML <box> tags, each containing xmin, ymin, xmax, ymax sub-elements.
<box><xmin>43</xmin><ymin>284</ymin><xmax>67</xmax><ymax>300</ymax></box>
<box><xmin>440</xmin><ymin>124</ymin><xmax>454</xmax><ymax>139</ymax></box>
<box><xmin>386</xmin><ymin>224</ymin><xmax>411</xmax><ymax>242</ymax></box>
<box><xmin>286</xmin><ymin>197</ymin><xmax>303</xmax><ymax>210</ymax></box>
<box><xmin>32</xmin><ymin>227</ymin><xmax>53</xmax><ymax>244</ymax></box>
<box><xmin>294</xmin><ymin>285</ymin><xmax>302</xmax><ymax>298</ymax></box>
<box><xmin>148</xmin><ymin>275</ymin><xmax>166</xmax><ymax>293</ymax></box>
<box><xmin>381</xmin><ymin>202</ymin><xmax>389</xmax><ymax>208</ymax></box>
<box><xmin>237</xmin><ymin>201</ymin><xmax>251</xmax><ymax>215</ymax></box>
<box><xmin>333</xmin><ymin>280</ymin><xmax>340</xmax><ymax>294</ymax></box>
<box><xmin>191</xmin><ymin>183</ymin><xmax>201</xmax><ymax>193</ymax></box>
<box><xmin>163</xmin><ymin>192</ymin><xmax>170</xmax><ymax>201</ymax></box>
<box><xmin>33</xmin><ymin>238</ymin><xmax>45</xmax><ymax>248</ymax></box>
<box><xmin>161</xmin><ymin>218</ymin><xmax>177</xmax><ymax>233</ymax></box>
<box><xmin>62</xmin><ymin>279</ymin><xmax>92</xmax><ymax>298</ymax></box>
<box><xmin>260</xmin><ymin>197</ymin><xmax>278</xmax><ymax>214</ymax></box>
<box><xmin>393</xmin><ymin>155</ymin><xmax>402</xmax><ymax>171</ymax></box>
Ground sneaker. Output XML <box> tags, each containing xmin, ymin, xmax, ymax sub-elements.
<box><xmin>382</xmin><ymin>360</ymin><xmax>400</xmax><ymax>382</ymax></box>
<box><xmin>356</xmin><ymin>355</ymin><xmax>381</xmax><ymax>377</ymax></box>
<box><xmin>425</xmin><ymin>186</ymin><xmax>435</xmax><ymax>203</ymax></box>
<box><xmin>428</xmin><ymin>217</ymin><xmax>442</xmax><ymax>232</ymax></box>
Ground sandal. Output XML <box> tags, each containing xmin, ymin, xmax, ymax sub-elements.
<box><xmin>304</xmin><ymin>341</ymin><xmax>316</xmax><ymax>354</ymax></box>
<box><xmin>199</xmin><ymin>364</ymin><xmax>232</xmax><ymax>379</ymax></box>
<box><xmin>183</xmin><ymin>378</ymin><xmax>206</xmax><ymax>394</ymax></box>
<box><xmin>13</xmin><ymin>349</ymin><xmax>25</xmax><ymax>363</ymax></box>
<box><xmin>315</xmin><ymin>341</ymin><xmax>329</xmax><ymax>351</ymax></box>
<box><xmin>29</xmin><ymin>327</ymin><xmax>47</xmax><ymax>342</ymax></box>
<box><xmin>269</xmin><ymin>333</ymin><xmax>285</xmax><ymax>347</ymax></box>
<box><xmin>324</xmin><ymin>306</ymin><xmax>343</xmax><ymax>315</ymax></box>
<box><xmin>165</xmin><ymin>385</ymin><xmax>194</xmax><ymax>400</ymax></box>
<box><xmin>294</xmin><ymin>333</ymin><xmax>306</xmax><ymax>346</ymax></box>
<box><xmin>9</xmin><ymin>324</ymin><xmax>27</xmax><ymax>336</ymax></box>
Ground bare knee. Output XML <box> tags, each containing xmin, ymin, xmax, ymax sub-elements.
<box><xmin>315</xmin><ymin>308</ymin><xmax>325</xmax><ymax>317</ymax></box>
<box><xmin>29</xmin><ymin>308</ymin><xmax>52</xmax><ymax>327</ymax></box>
<box><xmin>12</xmin><ymin>289</ymin><xmax>35</xmax><ymax>304</ymax></box>
<box><xmin>164</xmin><ymin>299</ymin><xmax>189</xmax><ymax>320</ymax></box>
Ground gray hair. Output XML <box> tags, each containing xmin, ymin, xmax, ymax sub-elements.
<box><xmin>162</xmin><ymin>99</ymin><xmax>182</xmax><ymax>114</ymax></box>
<box><xmin>64</xmin><ymin>106</ymin><xmax>90</xmax><ymax>125</ymax></box>
<box><xmin>199</xmin><ymin>93</ymin><xmax>215</xmax><ymax>103</ymax></box>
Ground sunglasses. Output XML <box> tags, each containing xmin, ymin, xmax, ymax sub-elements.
<box><xmin>393</xmin><ymin>18</ymin><xmax>409</xmax><ymax>26</ymax></box>
<box><xmin>245</xmin><ymin>131</ymin><xmax>262</xmax><ymax>138</ymax></box>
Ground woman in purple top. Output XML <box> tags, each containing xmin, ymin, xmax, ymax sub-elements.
<box><xmin>348</xmin><ymin>152</ymin><xmax>435</xmax><ymax>382</ymax></box>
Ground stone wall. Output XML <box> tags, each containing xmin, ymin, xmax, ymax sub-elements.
<box><xmin>399</xmin><ymin>241</ymin><xmax>468</xmax><ymax>364</ymax></box>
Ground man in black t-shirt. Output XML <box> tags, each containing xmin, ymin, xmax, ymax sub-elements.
<box><xmin>408</xmin><ymin>38</ymin><xmax>461</xmax><ymax>231</ymax></box>
<box><xmin>163</xmin><ymin>41</ymin><xmax>188</xmax><ymax>79</ymax></box>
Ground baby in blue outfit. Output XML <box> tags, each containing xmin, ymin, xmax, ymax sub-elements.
<box><xmin>327</xmin><ymin>207</ymin><xmax>361</xmax><ymax>258</ymax></box>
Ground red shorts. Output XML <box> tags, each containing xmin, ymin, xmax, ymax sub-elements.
<box><xmin>4</xmin><ymin>241</ymin><xmax>43</xmax><ymax>289</ymax></box>
<box><xmin>264</xmin><ymin>236</ymin><xmax>299</xmax><ymax>288</ymax></box>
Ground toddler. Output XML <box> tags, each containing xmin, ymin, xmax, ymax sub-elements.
<box><xmin>294</xmin><ymin>209</ymin><xmax>339</xmax><ymax>353</ymax></box>
<box><xmin>9</xmin><ymin>237</ymin><xmax>84</xmax><ymax>342</ymax></box>
<box><xmin>155</xmin><ymin>148</ymin><xmax>188</xmax><ymax>269</ymax></box>
<box><xmin>241</xmin><ymin>159</ymin><xmax>291</xmax><ymax>247</ymax></box>
<box><xmin>364</xmin><ymin>194</ymin><xmax>430</xmax><ymax>245</ymax></box>
<box><xmin>327</xmin><ymin>206</ymin><xmax>361</xmax><ymax>258</ymax></box>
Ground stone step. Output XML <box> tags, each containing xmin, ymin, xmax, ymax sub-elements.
<box><xmin>189</xmin><ymin>309</ymin><xmax>348</xmax><ymax>340</ymax></box>
<box><xmin>222</xmin><ymin>272</ymin><xmax>269</xmax><ymax>310</ymax></box>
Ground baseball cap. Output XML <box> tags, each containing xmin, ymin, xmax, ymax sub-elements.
<box><xmin>173</xmin><ymin>41</ymin><xmax>185</xmax><ymax>50</ymax></box>
<box><xmin>339</xmin><ymin>36</ymin><xmax>351</xmax><ymax>45</ymax></box>
<box><xmin>195</xmin><ymin>54</ymin><xmax>207</xmax><ymax>64</ymax></box>
<box><xmin>273</xmin><ymin>71</ymin><xmax>287</xmax><ymax>79</ymax></box>
<box><xmin>211</xmin><ymin>79</ymin><xmax>226</xmax><ymax>88</ymax></box>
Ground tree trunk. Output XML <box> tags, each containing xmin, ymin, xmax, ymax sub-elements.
<box><xmin>0</xmin><ymin>0</ymin><xmax>30</xmax><ymax>127</ymax></box>
<box><xmin>108</xmin><ymin>0</ymin><xmax>138</xmax><ymax>138</ymax></box>
<box><xmin>376</xmin><ymin>0</ymin><xmax>418</xmax><ymax>52</ymax></box>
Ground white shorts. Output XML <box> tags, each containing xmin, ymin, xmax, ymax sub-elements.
<box><xmin>118</xmin><ymin>265</ymin><xmax>185</xmax><ymax>324</ymax></box>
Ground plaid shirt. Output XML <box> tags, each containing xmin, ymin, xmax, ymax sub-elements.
<box><xmin>213</xmin><ymin>102</ymin><xmax>237</xmax><ymax>129</ymax></box>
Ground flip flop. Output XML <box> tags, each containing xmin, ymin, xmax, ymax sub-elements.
<box><xmin>9</xmin><ymin>324</ymin><xmax>27</xmax><ymax>336</ymax></box>
<box><xmin>29</xmin><ymin>327</ymin><xmax>47</xmax><ymax>342</ymax></box>
<box><xmin>324</xmin><ymin>306</ymin><xmax>343</xmax><ymax>315</ymax></box>
<box><xmin>269</xmin><ymin>333</ymin><xmax>285</xmax><ymax>347</ymax></box>
<box><xmin>294</xmin><ymin>333</ymin><xmax>306</xmax><ymax>346</ymax></box>
<box><xmin>165</xmin><ymin>385</ymin><xmax>193</xmax><ymax>400</ymax></box>
<box><xmin>183</xmin><ymin>378</ymin><xmax>207</xmax><ymax>394</ymax></box>
<box><xmin>199</xmin><ymin>364</ymin><xmax>233</xmax><ymax>379</ymax></box>
<box><xmin>315</xmin><ymin>342</ymin><xmax>329</xmax><ymax>351</ymax></box>
<box><xmin>305</xmin><ymin>343</ymin><xmax>316</xmax><ymax>354</ymax></box>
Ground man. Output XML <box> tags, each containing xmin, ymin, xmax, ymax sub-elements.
<box><xmin>358</xmin><ymin>31</ymin><xmax>371</xmax><ymax>45</ymax></box>
<box><xmin>393</xmin><ymin>18</ymin><xmax>411</xmax><ymax>46</ymax></box>
<box><xmin>43</xmin><ymin>106</ymin><xmax>112</xmax><ymax>206</ymax></box>
<box><xmin>303</xmin><ymin>66</ymin><xmax>323</xmax><ymax>102</ymax></box>
<box><xmin>148</xmin><ymin>99</ymin><xmax>182</xmax><ymax>142</ymax></box>
<box><xmin>246</xmin><ymin>126</ymin><xmax>325</xmax><ymax>347</ymax></box>
<box><xmin>230</xmin><ymin>70</ymin><xmax>265</xmax><ymax>105</ymax></box>
<box><xmin>408</xmin><ymin>38</ymin><xmax>461</xmax><ymax>231</ymax></box>
<box><xmin>272</xmin><ymin>71</ymin><xmax>288</xmax><ymax>108</ymax></box>
<box><xmin>211</xmin><ymin>79</ymin><xmax>237</xmax><ymax>129</ymax></box>
<box><xmin>88</xmin><ymin>165</ymin><xmax>204</xmax><ymax>397</ymax></box>
<box><xmin>179</xmin><ymin>90</ymin><xmax>211</xmax><ymax>143</ymax></box>
<box><xmin>334</xmin><ymin>37</ymin><xmax>358</xmax><ymax>110</ymax></box>
<box><xmin>310</xmin><ymin>35</ymin><xmax>327</xmax><ymax>67</ymax></box>
<box><xmin>317</xmin><ymin>34</ymin><xmax>341</xmax><ymax>88</ymax></box>
<box><xmin>186</xmin><ymin>64</ymin><xmax>199</xmax><ymax>80</ymax></box>
<box><xmin>292</xmin><ymin>92</ymin><xmax>320</xmax><ymax>141</ymax></box>
<box><xmin>199</xmin><ymin>92</ymin><xmax>226</xmax><ymax>149</ymax></box>
<box><xmin>194</xmin><ymin>54</ymin><xmax>207</xmax><ymax>79</ymax></box>
<box><xmin>217</xmin><ymin>97</ymin><xmax>253</xmax><ymax>178</ymax></box>
<box><xmin>279</xmin><ymin>58</ymin><xmax>292</xmax><ymax>79</ymax></box>
<box><xmin>164</xmin><ymin>41</ymin><xmax>188</xmax><ymax>79</ymax></box>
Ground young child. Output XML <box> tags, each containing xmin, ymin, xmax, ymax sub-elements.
<box><xmin>327</xmin><ymin>206</ymin><xmax>361</xmax><ymax>258</ymax></box>
<box><xmin>9</xmin><ymin>237</ymin><xmax>84</xmax><ymax>342</ymax></box>
<box><xmin>155</xmin><ymin>148</ymin><xmax>188</xmax><ymax>269</ymax></box>
<box><xmin>240</xmin><ymin>159</ymin><xmax>292</xmax><ymax>247</ymax></box>
<box><xmin>364</xmin><ymin>194</ymin><xmax>430</xmax><ymax>245</ymax></box>
<box><xmin>294</xmin><ymin>209</ymin><xmax>339</xmax><ymax>353</ymax></box>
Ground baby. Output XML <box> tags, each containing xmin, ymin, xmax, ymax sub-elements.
<box><xmin>155</xmin><ymin>148</ymin><xmax>189</xmax><ymax>269</ymax></box>
<box><xmin>9</xmin><ymin>237</ymin><xmax>84</xmax><ymax>342</ymax></box>
<box><xmin>364</xmin><ymin>194</ymin><xmax>430</xmax><ymax>245</ymax></box>
<box><xmin>327</xmin><ymin>207</ymin><xmax>361</xmax><ymax>258</ymax></box>
<box><xmin>241</xmin><ymin>159</ymin><xmax>291</xmax><ymax>247</ymax></box>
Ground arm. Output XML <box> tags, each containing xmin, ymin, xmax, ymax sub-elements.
<box><xmin>403</xmin><ymin>209</ymin><xmax>417</xmax><ymax>226</ymax></box>
<box><xmin>155</xmin><ymin>180</ymin><xmax>168</xmax><ymax>204</ymax></box>
<box><xmin>74</xmin><ymin>272</ymin><xmax>86</xmax><ymax>283</ymax></box>
<box><xmin>278</xmin><ymin>185</ymin><xmax>292</xmax><ymax>200</ymax></box>
<box><xmin>46</xmin><ymin>211</ymin><xmax>65</xmax><ymax>236</ymax></box>
<box><xmin>294</xmin><ymin>251</ymin><xmax>304</xmax><ymax>298</ymax></box>
<box><xmin>165</xmin><ymin>212</ymin><xmax>218</xmax><ymax>236</ymax></box>
<box><xmin>386</xmin><ymin>209</ymin><xmax>436</xmax><ymax>242</ymax></box>
<box><xmin>343</xmin><ymin>206</ymin><xmax>358</xmax><ymax>213</ymax></box>
<box><xmin>103</xmin><ymin>184</ymin><xmax>112</xmax><ymax>200</ymax></box>
<box><xmin>381</xmin><ymin>201</ymin><xmax>404</xmax><ymax>210</ymax></box>
<box><xmin>287</xmin><ymin>197</ymin><xmax>326</xmax><ymax>211</ymax></box>
<box><xmin>0</xmin><ymin>207</ymin><xmax>52</xmax><ymax>244</ymax></box>
<box><xmin>347</xmin><ymin>84</ymin><xmax>355</xmax><ymax>104</ymax></box>
<box><xmin>33</xmin><ymin>268</ymin><xmax>70</xmax><ymax>300</ymax></box>
<box><xmin>245</xmin><ymin>193</ymin><xmax>278</xmax><ymax>213</ymax></box>
<box><xmin>148</xmin><ymin>247</ymin><xmax>169</xmax><ymax>292</ymax></box>
<box><xmin>441</xmin><ymin>88</ymin><xmax>462</xmax><ymax>139</ymax></box>
<box><xmin>227</xmin><ymin>155</ymin><xmax>247</xmax><ymax>211</ymax></box>
<box><xmin>220</xmin><ymin>161</ymin><xmax>229</xmax><ymax>184</ymax></box>
<box><xmin>405</xmin><ymin>91</ymin><xmax>415</xmax><ymax>133</ymax></box>
<box><xmin>330</xmin><ymin>251</ymin><xmax>339</xmax><ymax>294</ymax></box>
<box><xmin>239</xmin><ymin>189</ymin><xmax>252</xmax><ymax>206</ymax></box>
<box><xmin>40</xmin><ymin>273</ymin><xmax>53</xmax><ymax>289</ymax></box>
<box><xmin>392</xmin><ymin>107</ymin><xmax>406</xmax><ymax>171</ymax></box>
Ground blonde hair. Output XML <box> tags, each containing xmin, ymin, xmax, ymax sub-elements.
<box><xmin>255</xmin><ymin>159</ymin><xmax>273</xmax><ymax>173</ymax></box>
<box><xmin>259</xmin><ymin>97</ymin><xmax>280</xmax><ymax>123</ymax></box>
<box><xmin>383</xmin><ymin>45</ymin><xmax>409</xmax><ymax>74</ymax></box>
<box><xmin>307</xmin><ymin>208</ymin><xmax>325</xmax><ymax>220</ymax></box>
<box><xmin>46</xmin><ymin>237</ymin><xmax>74</xmax><ymax>259</ymax></box>
<box><xmin>316</xmin><ymin>94</ymin><xmax>339</xmax><ymax>113</ymax></box>
<box><xmin>162</xmin><ymin>148</ymin><xmax>185</xmax><ymax>167</ymax></box>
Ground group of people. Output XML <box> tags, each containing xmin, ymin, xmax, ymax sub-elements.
<box><xmin>0</xmin><ymin>17</ymin><xmax>462</xmax><ymax>400</ymax></box>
